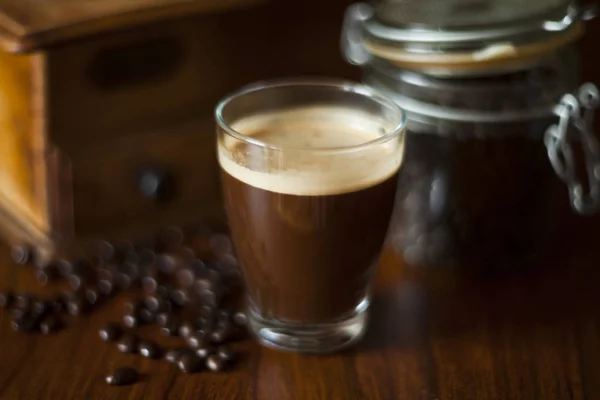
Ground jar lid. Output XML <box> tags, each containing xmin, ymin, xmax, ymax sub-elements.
<box><xmin>343</xmin><ymin>1</ymin><xmax>597</xmax><ymax>75</ymax></box>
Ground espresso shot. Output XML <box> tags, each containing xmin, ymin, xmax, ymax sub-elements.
<box><xmin>216</xmin><ymin>80</ymin><xmax>406</xmax><ymax>353</ymax></box>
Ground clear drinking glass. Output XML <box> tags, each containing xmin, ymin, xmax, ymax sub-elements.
<box><xmin>215</xmin><ymin>79</ymin><xmax>406</xmax><ymax>353</ymax></box>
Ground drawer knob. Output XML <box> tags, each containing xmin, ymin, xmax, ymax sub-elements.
<box><xmin>137</xmin><ymin>167</ymin><xmax>176</xmax><ymax>203</ymax></box>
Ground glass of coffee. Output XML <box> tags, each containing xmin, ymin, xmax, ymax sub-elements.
<box><xmin>216</xmin><ymin>79</ymin><xmax>406</xmax><ymax>353</ymax></box>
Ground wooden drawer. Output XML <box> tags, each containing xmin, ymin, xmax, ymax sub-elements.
<box><xmin>69</xmin><ymin>118</ymin><xmax>225</xmax><ymax>237</ymax></box>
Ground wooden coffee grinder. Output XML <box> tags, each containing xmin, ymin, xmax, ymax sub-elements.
<box><xmin>0</xmin><ymin>0</ymin><xmax>270</xmax><ymax>260</ymax></box>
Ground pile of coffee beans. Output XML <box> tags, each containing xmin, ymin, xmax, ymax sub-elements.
<box><xmin>0</xmin><ymin>226</ymin><xmax>247</xmax><ymax>386</ymax></box>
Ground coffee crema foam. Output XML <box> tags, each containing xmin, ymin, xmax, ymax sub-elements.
<box><xmin>218</xmin><ymin>106</ymin><xmax>405</xmax><ymax>196</ymax></box>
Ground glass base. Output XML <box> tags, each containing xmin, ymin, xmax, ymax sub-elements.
<box><xmin>248</xmin><ymin>297</ymin><xmax>370</xmax><ymax>354</ymax></box>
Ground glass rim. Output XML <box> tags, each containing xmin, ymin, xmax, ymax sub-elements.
<box><xmin>215</xmin><ymin>77</ymin><xmax>407</xmax><ymax>153</ymax></box>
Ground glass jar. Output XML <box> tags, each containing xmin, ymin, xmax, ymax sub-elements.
<box><xmin>342</xmin><ymin>0</ymin><xmax>600</xmax><ymax>274</ymax></box>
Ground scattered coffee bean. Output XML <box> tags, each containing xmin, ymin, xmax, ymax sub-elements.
<box><xmin>139</xmin><ymin>249</ymin><xmax>156</xmax><ymax>265</ymax></box>
<box><xmin>56</xmin><ymin>260</ymin><xmax>73</xmax><ymax>277</ymax></box>
<box><xmin>156</xmin><ymin>254</ymin><xmax>177</xmax><ymax>275</ymax></box>
<box><xmin>11</xmin><ymin>245</ymin><xmax>32</xmax><ymax>265</ymax></box>
<box><xmin>139</xmin><ymin>340</ymin><xmax>162</xmax><ymax>359</ymax></box>
<box><xmin>210</xmin><ymin>326</ymin><xmax>230</xmax><ymax>344</ymax></box>
<box><xmin>161</xmin><ymin>226</ymin><xmax>185</xmax><ymax>248</ymax></box>
<box><xmin>170</xmin><ymin>289</ymin><xmax>187</xmax><ymax>308</ymax></box>
<box><xmin>155</xmin><ymin>312</ymin><xmax>170</xmax><ymax>327</ymax></box>
<box><xmin>161</xmin><ymin>317</ymin><xmax>179</xmax><ymax>337</ymax></box>
<box><xmin>67</xmin><ymin>296</ymin><xmax>88</xmax><ymax>316</ymax></box>
<box><xmin>195</xmin><ymin>344</ymin><xmax>213</xmax><ymax>359</ymax></box>
<box><xmin>200</xmin><ymin>304</ymin><xmax>215</xmax><ymax>318</ymax></box>
<box><xmin>206</xmin><ymin>354</ymin><xmax>224</xmax><ymax>372</ymax></box>
<box><xmin>11</xmin><ymin>308</ymin><xmax>26</xmax><ymax>319</ymax></box>
<box><xmin>85</xmin><ymin>288</ymin><xmax>100</xmax><ymax>306</ymax></box>
<box><xmin>142</xmin><ymin>276</ymin><xmax>158</xmax><ymax>293</ymax></box>
<box><xmin>97</xmin><ymin>279</ymin><xmax>114</xmax><ymax>296</ymax></box>
<box><xmin>138</xmin><ymin>308</ymin><xmax>154</xmax><ymax>324</ymax></box>
<box><xmin>99</xmin><ymin>323</ymin><xmax>123</xmax><ymax>342</ymax></box>
<box><xmin>176</xmin><ymin>268</ymin><xmax>195</xmax><ymax>288</ymax></box>
<box><xmin>0</xmin><ymin>291</ymin><xmax>14</xmax><ymax>308</ymax></box>
<box><xmin>217</xmin><ymin>345</ymin><xmax>235</xmax><ymax>362</ymax></box>
<box><xmin>209</xmin><ymin>234</ymin><xmax>233</xmax><ymax>256</ymax></box>
<box><xmin>40</xmin><ymin>315</ymin><xmax>63</xmax><ymax>335</ymax></box>
<box><xmin>123</xmin><ymin>314</ymin><xmax>138</xmax><ymax>328</ymax></box>
<box><xmin>232</xmin><ymin>311</ymin><xmax>248</xmax><ymax>327</ymax></box>
<box><xmin>15</xmin><ymin>294</ymin><xmax>33</xmax><ymax>310</ymax></box>
<box><xmin>68</xmin><ymin>275</ymin><xmax>83</xmax><ymax>291</ymax></box>
<box><xmin>178</xmin><ymin>322</ymin><xmax>194</xmax><ymax>338</ymax></box>
<box><xmin>143</xmin><ymin>296</ymin><xmax>161</xmax><ymax>312</ymax></box>
<box><xmin>32</xmin><ymin>300</ymin><xmax>50</xmax><ymax>315</ymax></box>
<box><xmin>105</xmin><ymin>367</ymin><xmax>139</xmax><ymax>386</ymax></box>
<box><xmin>123</xmin><ymin>300</ymin><xmax>142</xmax><ymax>315</ymax></box>
<box><xmin>186</xmin><ymin>333</ymin><xmax>207</xmax><ymax>349</ymax></box>
<box><xmin>165</xmin><ymin>348</ymin><xmax>188</xmax><ymax>363</ymax></box>
<box><xmin>12</xmin><ymin>315</ymin><xmax>37</xmax><ymax>332</ymax></box>
<box><xmin>116</xmin><ymin>334</ymin><xmax>138</xmax><ymax>353</ymax></box>
<box><xmin>115</xmin><ymin>273</ymin><xmax>133</xmax><ymax>290</ymax></box>
<box><xmin>177</xmin><ymin>353</ymin><xmax>203</xmax><ymax>373</ymax></box>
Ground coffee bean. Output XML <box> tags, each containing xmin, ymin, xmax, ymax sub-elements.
<box><xmin>85</xmin><ymin>288</ymin><xmax>100</xmax><ymax>306</ymax></box>
<box><xmin>216</xmin><ymin>310</ymin><xmax>231</xmax><ymax>323</ymax></box>
<box><xmin>177</xmin><ymin>353</ymin><xmax>203</xmax><ymax>373</ymax></box>
<box><xmin>206</xmin><ymin>354</ymin><xmax>224</xmax><ymax>372</ymax></box>
<box><xmin>155</xmin><ymin>312</ymin><xmax>170</xmax><ymax>327</ymax></box>
<box><xmin>176</xmin><ymin>268</ymin><xmax>195</xmax><ymax>288</ymax></box>
<box><xmin>115</xmin><ymin>272</ymin><xmax>132</xmax><ymax>290</ymax></box>
<box><xmin>0</xmin><ymin>291</ymin><xmax>14</xmax><ymax>308</ymax></box>
<box><xmin>165</xmin><ymin>348</ymin><xmax>188</xmax><ymax>363</ymax></box>
<box><xmin>121</xmin><ymin>262</ymin><xmax>139</xmax><ymax>279</ymax></box>
<box><xmin>11</xmin><ymin>308</ymin><xmax>26</xmax><ymax>319</ymax></box>
<box><xmin>142</xmin><ymin>276</ymin><xmax>158</xmax><ymax>293</ymax></box>
<box><xmin>67</xmin><ymin>297</ymin><xmax>88</xmax><ymax>316</ymax></box>
<box><xmin>178</xmin><ymin>322</ymin><xmax>194</xmax><ymax>338</ymax></box>
<box><xmin>116</xmin><ymin>334</ymin><xmax>138</xmax><ymax>353</ymax></box>
<box><xmin>56</xmin><ymin>260</ymin><xmax>73</xmax><ymax>277</ymax></box>
<box><xmin>139</xmin><ymin>340</ymin><xmax>162</xmax><ymax>359</ymax></box>
<box><xmin>200</xmin><ymin>304</ymin><xmax>215</xmax><ymax>318</ymax></box>
<box><xmin>68</xmin><ymin>275</ymin><xmax>83</xmax><ymax>291</ymax></box>
<box><xmin>11</xmin><ymin>245</ymin><xmax>32</xmax><ymax>265</ymax></box>
<box><xmin>232</xmin><ymin>312</ymin><xmax>248</xmax><ymax>327</ymax></box>
<box><xmin>99</xmin><ymin>323</ymin><xmax>123</xmax><ymax>342</ymax></box>
<box><xmin>210</xmin><ymin>327</ymin><xmax>230</xmax><ymax>344</ymax></box>
<box><xmin>143</xmin><ymin>296</ymin><xmax>161</xmax><ymax>312</ymax></box>
<box><xmin>139</xmin><ymin>308</ymin><xmax>155</xmax><ymax>324</ymax></box>
<box><xmin>40</xmin><ymin>315</ymin><xmax>63</xmax><ymax>335</ymax></box>
<box><xmin>32</xmin><ymin>300</ymin><xmax>50</xmax><ymax>315</ymax></box>
<box><xmin>156</xmin><ymin>254</ymin><xmax>177</xmax><ymax>275</ymax></box>
<box><xmin>186</xmin><ymin>333</ymin><xmax>207</xmax><ymax>349</ymax></box>
<box><xmin>217</xmin><ymin>345</ymin><xmax>236</xmax><ymax>362</ymax></box>
<box><xmin>161</xmin><ymin>318</ymin><xmax>179</xmax><ymax>337</ymax></box>
<box><xmin>15</xmin><ymin>294</ymin><xmax>33</xmax><ymax>311</ymax></box>
<box><xmin>192</xmin><ymin>278</ymin><xmax>212</xmax><ymax>294</ymax></box>
<box><xmin>36</xmin><ymin>265</ymin><xmax>59</xmax><ymax>286</ymax></box>
<box><xmin>123</xmin><ymin>300</ymin><xmax>140</xmax><ymax>315</ymax></box>
<box><xmin>97</xmin><ymin>241</ymin><xmax>115</xmax><ymax>261</ymax></box>
<box><xmin>105</xmin><ymin>367</ymin><xmax>139</xmax><ymax>386</ymax></box>
<box><xmin>51</xmin><ymin>294</ymin><xmax>68</xmax><ymax>313</ymax></box>
<box><xmin>195</xmin><ymin>344</ymin><xmax>213</xmax><ymax>359</ymax></box>
<box><xmin>139</xmin><ymin>249</ymin><xmax>156</xmax><ymax>265</ymax></box>
<box><xmin>170</xmin><ymin>290</ymin><xmax>187</xmax><ymax>307</ymax></box>
<box><xmin>123</xmin><ymin>314</ymin><xmax>138</xmax><ymax>328</ymax></box>
<box><xmin>12</xmin><ymin>315</ymin><xmax>37</xmax><ymax>332</ymax></box>
<box><xmin>97</xmin><ymin>279</ymin><xmax>114</xmax><ymax>296</ymax></box>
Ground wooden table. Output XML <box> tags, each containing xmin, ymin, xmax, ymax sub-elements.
<box><xmin>0</xmin><ymin>225</ymin><xmax>598</xmax><ymax>400</ymax></box>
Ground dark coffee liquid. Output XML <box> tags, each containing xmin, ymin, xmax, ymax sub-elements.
<box><xmin>221</xmin><ymin>171</ymin><xmax>398</xmax><ymax>323</ymax></box>
<box><xmin>218</xmin><ymin>107</ymin><xmax>403</xmax><ymax>323</ymax></box>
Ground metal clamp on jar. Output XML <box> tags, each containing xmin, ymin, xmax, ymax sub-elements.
<box><xmin>341</xmin><ymin>0</ymin><xmax>599</xmax><ymax>274</ymax></box>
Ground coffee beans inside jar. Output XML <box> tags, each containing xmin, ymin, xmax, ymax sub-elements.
<box><xmin>3</xmin><ymin>225</ymin><xmax>247</xmax><ymax>386</ymax></box>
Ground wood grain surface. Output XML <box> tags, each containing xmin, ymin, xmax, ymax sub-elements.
<box><xmin>0</xmin><ymin>229</ymin><xmax>598</xmax><ymax>400</ymax></box>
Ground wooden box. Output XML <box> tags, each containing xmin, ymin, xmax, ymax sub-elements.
<box><xmin>0</xmin><ymin>0</ymin><xmax>356</xmax><ymax>259</ymax></box>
